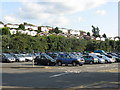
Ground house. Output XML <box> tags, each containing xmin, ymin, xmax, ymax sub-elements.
<box><xmin>39</xmin><ymin>26</ymin><xmax>53</xmax><ymax>33</ymax></box>
<box><xmin>24</xmin><ymin>30</ymin><xmax>31</xmax><ymax>35</ymax></box>
<box><xmin>30</xmin><ymin>31</ymin><xmax>37</xmax><ymax>36</ymax></box>
<box><xmin>69</xmin><ymin>29</ymin><xmax>80</xmax><ymax>35</ymax></box>
<box><xmin>13</xmin><ymin>24</ymin><xmax>19</xmax><ymax>28</ymax></box>
<box><xmin>80</xmin><ymin>31</ymin><xmax>86</xmax><ymax>36</ymax></box>
<box><xmin>40</xmin><ymin>26</ymin><xmax>49</xmax><ymax>32</ymax></box>
<box><xmin>5</xmin><ymin>24</ymin><xmax>19</xmax><ymax>29</ymax></box>
<box><xmin>18</xmin><ymin>30</ymin><xmax>24</xmax><ymax>34</ymax></box>
<box><xmin>59</xmin><ymin>28</ymin><xmax>69</xmax><ymax>34</ymax></box>
<box><xmin>5</xmin><ymin>24</ymin><xmax>14</xmax><ymax>28</ymax></box>
<box><xmin>25</xmin><ymin>25</ymin><xmax>38</xmax><ymax>30</ymax></box>
<box><xmin>9</xmin><ymin>29</ymin><xmax>17</xmax><ymax>34</ymax></box>
<box><xmin>96</xmin><ymin>37</ymin><xmax>105</xmax><ymax>41</ymax></box>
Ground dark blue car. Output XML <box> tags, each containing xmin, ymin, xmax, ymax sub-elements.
<box><xmin>56</xmin><ymin>54</ymin><xmax>85</xmax><ymax>66</ymax></box>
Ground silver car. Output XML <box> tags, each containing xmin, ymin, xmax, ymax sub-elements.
<box><xmin>12</xmin><ymin>54</ymin><xmax>26</xmax><ymax>62</ymax></box>
<box><xmin>2</xmin><ymin>53</ymin><xmax>16</xmax><ymax>62</ymax></box>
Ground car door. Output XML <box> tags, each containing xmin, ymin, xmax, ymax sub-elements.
<box><xmin>40</xmin><ymin>55</ymin><xmax>48</xmax><ymax>65</ymax></box>
<box><xmin>86</xmin><ymin>56</ymin><xmax>91</xmax><ymax>63</ymax></box>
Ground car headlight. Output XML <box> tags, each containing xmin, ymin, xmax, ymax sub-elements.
<box><xmin>77</xmin><ymin>59</ymin><xmax>81</xmax><ymax>61</ymax></box>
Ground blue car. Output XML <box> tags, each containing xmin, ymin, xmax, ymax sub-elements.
<box><xmin>56</xmin><ymin>54</ymin><xmax>85</xmax><ymax>66</ymax></box>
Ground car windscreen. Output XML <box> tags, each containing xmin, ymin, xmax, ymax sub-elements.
<box><xmin>105</xmin><ymin>55</ymin><xmax>112</xmax><ymax>58</ymax></box>
<box><xmin>97</xmin><ymin>55</ymin><xmax>102</xmax><ymax>58</ymax></box>
<box><xmin>3</xmin><ymin>54</ymin><xmax>12</xmax><ymax>57</ymax></box>
<box><xmin>16</xmin><ymin>54</ymin><xmax>23</xmax><ymax>57</ymax></box>
<box><xmin>42</xmin><ymin>54</ymin><xmax>54</xmax><ymax>60</ymax></box>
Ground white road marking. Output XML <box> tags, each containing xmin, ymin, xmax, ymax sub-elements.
<box><xmin>50</xmin><ymin>70</ymin><xmax>82</xmax><ymax>78</ymax></box>
<box><xmin>49</xmin><ymin>72</ymin><xmax>68</xmax><ymax>78</ymax></box>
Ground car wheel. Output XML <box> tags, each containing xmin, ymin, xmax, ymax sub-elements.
<box><xmin>105</xmin><ymin>60</ymin><xmax>108</xmax><ymax>63</ymax></box>
<box><xmin>34</xmin><ymin>62</ymin><xmax>38</xmax><ymax>65</ymax></box>
<box><xmin>57</xmin><ymin>61</ymin><xmax>62</xmax><ymax>66</ymax></box>
<box><xmin>79</xmin><ymin>64</ymin><xmax>83</xmax><ymax>66</ymax></box>
<box><xmin>65</xmin><ymin>64</ymin><xmax>68</xmax><ymax>66</ymax></box>
<box><xmin>72</xmin><ymin>61</ymin><xmax>77</xmax><ymax>66</ymax></box>
<box><xmin>89</xmin><ymin>61</ymin><xmax>93</xmax><ymax>64</ymax></box>
<box><xmin>16</xmin><ymin>59</ymin><xmax>19</xmax><ymax>62</ymax></box>
<box><xmin>47</xmin><ymin>62</ymin><xmax>51</xmax><ymax>66</ymax></box>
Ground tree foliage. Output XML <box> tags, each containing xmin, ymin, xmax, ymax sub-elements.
<box><xmin>19</xmin><ymin>24</ymin><xmax>25</xmax><ymax>30</ymax></box>
<box><xmin>2</xmin><ymin>33</ymin><xmax>120</xmax><ymax>53</ymax></box>
<box><xmin>1</xmin><ymin>27</ymin><xmax>11</xmax><ymax>35</ymax></box>
<box><xmin>49</xmin><ymin>27</ymin><xmax>62</xmax><ymax>34</ymax></box>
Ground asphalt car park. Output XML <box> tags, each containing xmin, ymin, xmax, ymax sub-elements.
<box><xmin>1</xmin><ymin>62</ymin><xmax>120</xmax><ymax>89</ymax></box>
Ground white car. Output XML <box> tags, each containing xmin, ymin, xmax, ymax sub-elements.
<box><xmin>89</xmin><ymin>53</ymin><xmax>105</xmax><ymax>64</ymax></box>
<box><xmin>24</xmin><ymin>54</ymin><xmax>33</xmax><ymax>61</ymax></box>
<box><xmin>13</xmin><ymin>54</ymin><xmax>26</xmax><ymax>62</ymax></box>
<box><xmin>97</xmin><ymin>55</ymin><xmax>115</xmax><ymax>63</ymax></box>
<box><xmin>91</xmin><ymin>55</ymin><xmax>105</xmax><ymax>64</ymax></box>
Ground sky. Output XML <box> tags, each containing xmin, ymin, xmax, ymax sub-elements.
<box><xmin>0</xmin><ymin>0</ymin><xmax>119</xmax><ymax>37</ymax></box>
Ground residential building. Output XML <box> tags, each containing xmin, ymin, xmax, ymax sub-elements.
<box><xmin>5</xmin><ymin>24</ymin><xmax>19</xmax><ymax>29</ymax></box>
<box><xmin>80</xmin><ymin>31</ymin><xmax>86</xmax><ymax>36</ymax></box>
<box><xmin>25</xmin><ymin>25</ymin><xmax>38</xmax><ymax>30</ymax></box>
<box><xmin>59</xmin><ymin>28</ymin><xmax>68</xmax><ymax>34</ymax></box>
<box><xmin>40</xmin><ymin>26</ymin><xmax>49</xmax><ymax>32</ymax></box>
<box><xmin>69</xmin><ymin>29</ymin><xmax>80</xmax><ymax>35</ymax></box>
<box><xmin>30</xmin><ymin>31</ymin><xmax>37</xmax><ymax>36</ymax></box>
<box><xmin>9</xmin><ymin>29</ymin><xmax>17</xmax><ymax>34</ymax></box>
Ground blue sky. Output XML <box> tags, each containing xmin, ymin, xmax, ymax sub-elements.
<box><xmin>0</xmin><ymin>0</ymin><xmax>119</xmax><ymax>37</ymax></box>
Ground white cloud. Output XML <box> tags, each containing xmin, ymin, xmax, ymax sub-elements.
<box><xmin>1</xmin><ymin>0</ymin><xmax>110</xmax><ymax>26</ymax></box>
<box><xmin>16</xmin><ymin>0</ymin><xmax>109</xmax><ymax>26</ymax></box>
<box><xmin>96</xmin><ymin>10</ymin><xmax>106</xmax><ymax>15</ymax></box>
<box><xmin>3</xmin><ymin>15</ymin><xmax>21</xmax><ymax>24</ymax></box>
<box><xmin>78</xmin><ymin>17</ymin><xmax>84</xmax><ymax>22</ymax></box>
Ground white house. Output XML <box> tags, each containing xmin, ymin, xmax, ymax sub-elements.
<box><xmin>16</xmin><ymin>30</ymin><xmax>37</xmax><ymax>36</ymax></box>
<box><xmin>18</xmin><ymin>30</ymin><xmax>24</xmax><ymax>34</ymax></box>
<box><xmin>9</xmin><ymin>29</ymin><xmax>17</xmax><ymax>34</ymax></box>
<box><xmin>24</xmin><ymin>30</ymin><xmax>31</xmax><ymax>35</ymax></box>
<box><xmin>5</xmin><ymin>24</ymin><xmax>14</xmax><ymax>28</ymax></box>
<box><xmin>40</xmin><ymin>26</ymin><xmax>49</xmax><ymax>32</ymax></box>
<box><xmin>47</xmin><ymin>26</ymin><xmax>53</xmax><ymax>31</ymax></box>
<box><xmin>13</xmin><ymin>24</ymin><xmax>19</xmax><ymax>28</ymax></box>
<box><xmin>69</xmin><ymin>29</ymin><xmax>80</xmax><ymax>35</ymax></box>
<box><xmin>30</xmin><ymin>31</ymin><xmax>37</xmax><ymax>36</ymax></box>
<box><xmin>5</xmin><ymin>24</ymin><xmax>19</xmax><ymax>29</ymax></box>
<box><xmin>0</xmin><ymin>23</ymin><xmax>4</xmax><ymax>28</ymax></box>
<box><xmin>59</xmin><ymin>28</ymin><xmax>69</xmax><ymax>34</ymax></box>
<box><xmin>96</xmin><ymin>37</ymin><xmax>105</xmax><ymax>41</ymax></box>
<box><xmin>25</xmin><ymin>25</ymin><xmax>38</xmax><ymax>30</ymax></box>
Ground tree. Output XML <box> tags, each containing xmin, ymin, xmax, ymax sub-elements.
<box><xmin>49</xmin><ymin>27</ymin><xmax>62</xmax><ymax>34</ymax></box>
<box><xmin>2</xmin><ymin>27</ymin><xmax>11</xmax><ymax>35</ymax></box>
<box><xmin>19</xmin><ymin>24</ymin><xmax>25</xmax><ymax>30</ymax></box>
<box><xmin>0</xmin><ymin>21</ymin><xmax>4</xmax><ymax>24</ymax></box>
<box><xmin>102</xmin><ymin>33</ymin><xmax>107</xmax><ymax>38</ymax></box>
<box><xmin>2</xmin><ymin>35</ymin><xmax>11</xmax><ymax>52</ymax></box>
<box><xmin>87</xmin><ymin>32</ymin><xmax>90</xmax><ymax>36</ymax></box>
<box><xmin>92</xmin><ymin>25</ymin><xmax>100</xmax><ymax>38</ymax></box>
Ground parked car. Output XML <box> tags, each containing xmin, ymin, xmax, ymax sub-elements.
<box><xmin>12</xmin><ymin>54</ymin><xmax>26</xmax><ymax>62</ymax></box>
<box><xmin>82</xmin><ymin>55</ymin><xmax>99</xmax><ymax>64</ymax></box>
<box><xmin>89</xmin><ymin>53</ymin><xmax>105</xmax><ymax>64</ymax></box>
<box><xmin>2</xmin><ymin>53</ymin><xmax>15</xmax><ymax>63</ymax></box>
<box><xmin>107</xmin><ymin>53</ymin><xmax>120</xmax><ymax>62</ymax></box>
<box><xmin>22</xmin><ymin>54</ymin><xmax>33</xmax><ymax>62</ymax></box>
<box><xmin>55</xmin><ymin>54</ymin><xmax>85</xmax><ymax>66</ymax></box>
<box><xmin>34</xmin><ymin>53</ymin><xmax>56</xmax><ymax>66</ymax></box>
<box><xmin>97</xmin><ymin>55</ymin><xmax>115</xmax><ymax>63</ymax></box>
